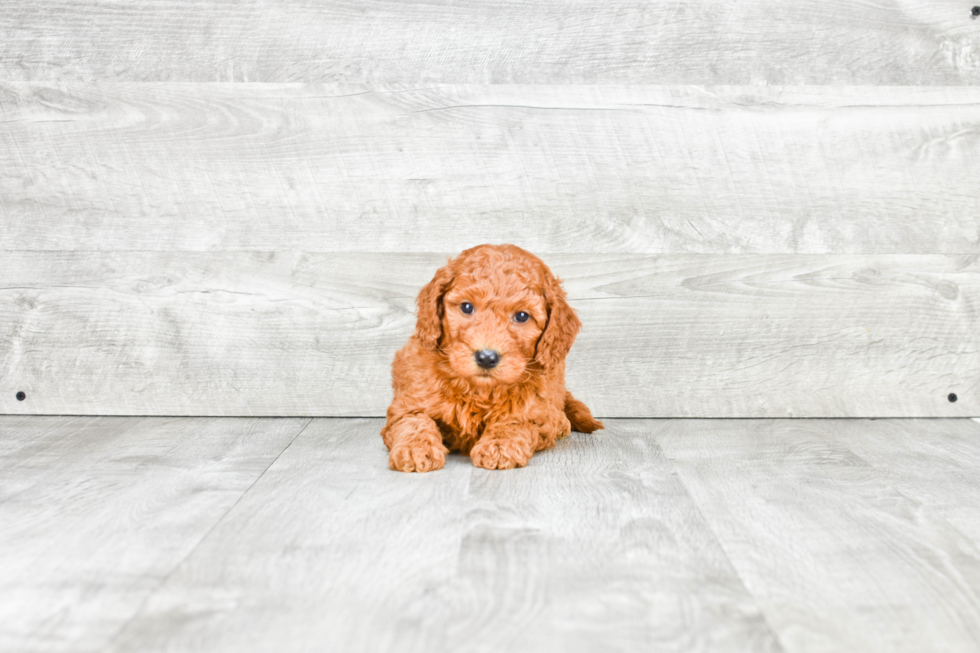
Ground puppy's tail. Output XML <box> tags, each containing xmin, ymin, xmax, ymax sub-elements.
<box><xmin>564</xmin><ymin>391</ymin><xmax>604</xmax><ymax>433</ymax></box>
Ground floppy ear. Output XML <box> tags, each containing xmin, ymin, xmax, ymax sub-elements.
<box><xmin>534</xmin><ymin>274</ymin><xmax>581</xmax><ymax>368</ymax></box>
<box><xmin>415</xmin><ymin>259</ymin><xmax>456</xmax><ymax>350</ymax></box>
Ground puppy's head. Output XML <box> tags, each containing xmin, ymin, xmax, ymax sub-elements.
<box><xmin>415</xmin><ymin>244</ymin><xmax>580</xmax><ymax>387</ymax></box>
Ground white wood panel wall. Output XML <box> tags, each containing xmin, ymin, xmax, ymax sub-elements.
<box><xmin>1</xmin><ymin>252</ymin><xmax>976</xmax><ymax>417</ymax></box>
<box><xmin>1</xmin><ymin>1</ymin><xmax>978</xmax><ymax>417</ymax></box>
<box><xmin>2</xmin><ymin>84</ymin><xmax>978</xmax><ymax>254</ymax></box>
<box><xmin>2</xmin><ymin>1</ymin><xmax>979</xmax><ymax>84</ymax></box>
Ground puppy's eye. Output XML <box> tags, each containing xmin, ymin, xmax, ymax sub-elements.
<box><xmin>514</xmin><ymin>311</ymin><xmax>530</xmax><ymax>323</ymax></box>
<box><xmin>460</xmin><ymin>302</ymin><xmax>474</xmax><ymax>315</ymax></box>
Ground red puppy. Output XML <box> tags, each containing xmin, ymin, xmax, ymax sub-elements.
<box><xmin>382</xmin><ymin>244</ymin><xmax>603</xmax><ymax>472</ymax></box>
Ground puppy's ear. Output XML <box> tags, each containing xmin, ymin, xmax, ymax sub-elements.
<box><xmin>415</xmin><ymin>259</ymin><xmax>456</xmax><ymax>350</ymax></box>
<box><xmin>535</xmin><ymin>274</ymin><xmax>581</xmax><ymax>368</ymax></box>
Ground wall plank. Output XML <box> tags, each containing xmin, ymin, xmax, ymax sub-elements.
<box><xmin>2</xmin><ymin>1</ymin><xmax>979</xmax><ymax>84</ymax></box>
<box><xmin>1</xmin><ymin>252</ymin><xmax>976</xmax><ymax>417</ymax></box>
<box><xmin>2</xmin><ymin>84</ymin><xmax>978</xmax><ymax>254</ymax></box>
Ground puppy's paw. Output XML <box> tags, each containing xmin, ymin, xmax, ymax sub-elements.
<box><xmin>389</xmin><ymin>439</ymin><xmax>448</xmax><ymax>473</ymax></box>
<box><xmin>556</xmin><ymin>413</ymin><xmax>572</xmax><ymax>439</ymax></box>
<box><xmin>470</xmin><ymin>437</ymin><xmax>532</xmax><ymax>470</ymax></box>
<box><xmin>532</xmin><ymin>411</ymin><xmax>571</xmax><ymax>451</ymax></box>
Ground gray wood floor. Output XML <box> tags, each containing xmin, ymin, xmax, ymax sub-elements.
<box><xmin>2</xmin><ymin>417</ymin><xmax>980</xmax><ymax>652</ymax></box>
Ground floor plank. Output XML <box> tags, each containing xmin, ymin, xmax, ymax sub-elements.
<box><xmin>6</xmin><ymin>417</ymin><xmax>980</xmax><ymax>652</ymax></box>
<box><xmin>652</xmin><ymin>419</ymin><xmax>980</xmax><ymax>653</ymax></box>
<box><xmin>0</xmin><ymin>416</ymin><xmax>308</xmax><ymax>653</ymax></box>
<box><xmin>818</xmin><ymin>419</ymin><xmax>980</xmax><ymax>543</ymax></box>
<box><xmin>405</xmin><ymin>424</ymin><xmax>780</xmax><ymax>653</ymax></box>
<box><xmin>106</xmin><ymin>418</ymin><xmax>476</xmax><ymax>653</ymax></box>
<box><xmin>107</xmin><ymin>419</ymin><xmax>779</xmax><ymax>653</ymax></box>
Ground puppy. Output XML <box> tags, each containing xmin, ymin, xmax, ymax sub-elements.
<box><xmin>382</xmin><ymin>244</ymin><xmax>603</xmax><ymax>472</ymax></box>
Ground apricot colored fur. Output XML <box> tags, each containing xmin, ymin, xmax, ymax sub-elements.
<box><xmin>382</xmin><ymin>244</ymin><xmax>603</xmax><ymax>472</ymax></box>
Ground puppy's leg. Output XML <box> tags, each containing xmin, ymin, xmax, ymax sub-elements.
<box><xmin>564</xmin><ymin>391</ymin><xmax>604</xmax><ymax>433</ymax></box>
<box><xmin>534</xmin><ymin>406</ymin><xmax>572</xmax><ymax>452</ymax></box>
<box><xmin>470</xmin><ymin>421</ymin><xmax>537</xmax><ymax>470</ymax></box>
<box><xmin>382</xmin><ymin>413</ymin><xmax>449</xmax><ymax>473</ymax></box>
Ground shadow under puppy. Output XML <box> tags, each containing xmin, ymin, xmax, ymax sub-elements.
<box><xmin>382</xmin><ymin>244</ymin><xmax>603</xmax><ymax>472</ymax></box>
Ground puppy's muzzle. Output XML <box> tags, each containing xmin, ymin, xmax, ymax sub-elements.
<box><xmin>474</xmin><ymin>349</ymin><xmax>501</xmax><ymax>370</ymax></box>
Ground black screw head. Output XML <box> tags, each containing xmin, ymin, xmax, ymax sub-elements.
<box><xmin>948</xmin><ymin>393</ymin><xmax>958</xmax><ymax>403</ymax></box>
<box><xmin>16</xmin><ymin>391</ymin><xmax>26</xmax><ymax>401</ymax></box>
<box><xmin>973</xmin><ymin>6</ymin><xmax>980</xmax><ymax>16</ymax></box>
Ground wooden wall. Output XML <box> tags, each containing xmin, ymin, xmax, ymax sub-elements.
<box><xmin>1</xmin><ymin>1</ymin><xmax>978</xmax><ymax>417</ymax></box>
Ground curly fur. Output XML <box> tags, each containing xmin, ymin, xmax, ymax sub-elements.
<box><xmin>382</xmin><ymin>244</ymin><xmax>603</xmax><ymax>472</ymax></box>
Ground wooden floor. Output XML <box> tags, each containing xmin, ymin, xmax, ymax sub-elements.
<box><xmin>2</xmin><ymin>417</ymin><xmax>980</xmax><ymax>653</ymax></box>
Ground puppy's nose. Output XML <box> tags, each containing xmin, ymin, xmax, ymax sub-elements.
<box><xmin>474</xmin><ymin>349</ymin><xmax>501</xmax><ymax>370</ymax></box>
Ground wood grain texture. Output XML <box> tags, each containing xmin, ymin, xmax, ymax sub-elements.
<box><xmin>7</xmin><ymin>417</ymin><xmax>980</xmax><ymax>652</ymax></box>
<box><xmin>1</xmin><ymin>252</ymin><xmax>976</xmax><ymax>418</ymax></box>
<box><xmin>0</xmin><ymin>415</ymin><xmax>308</xmax><ymax>653</ymax></box>
<box><xmin>106</xmin><ymin>418</ymin><xmax>477</xmax><ymax>653</ymax></box>
<box><xmin>2</xmin><ymin>84</ymin><xmax>979</xmax><ymax>254</ymax></box>
<box><xmin>817</xmin><ymin>419</ymin><xmax>980</xmax><ymax>543</ymax></box>
<box><xmin>107</xmin><ymin>418</ymin><xmax>780</xmax><ymax>653</ymax></box>
<box><xmin>651</xmin><ymin>418</ymin><xmax>980</xmax><ymax>653</ymax></box>
<box><xmin>1</xmin><ymin>1</ymin><xmax>979</xmax><ymax>84</ymax></box>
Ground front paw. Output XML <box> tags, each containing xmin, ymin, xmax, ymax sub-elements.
<box><xmin>556</xmin><ymin>413</ymin><xmax>572</xmax><ymax>439</ymax></box>
<box><xmin>389</xmin><ymin>439</ymin><xmax>448</xmax><ymax>473</ymax></box>
<box><xmin>470</xmin><ymin>437</ymin><xmax>532</xmax><ymax>470</ymax></box>
<box><xmin>533</xmin><ymin>412</ymin><xmax>571</xmax><ymax>450</ymax></box>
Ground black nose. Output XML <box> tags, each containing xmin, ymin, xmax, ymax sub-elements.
<box><xmin>474</xmin><ymin>349</ymin><xmax>501</xmax><ymax>369</ymax></box>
